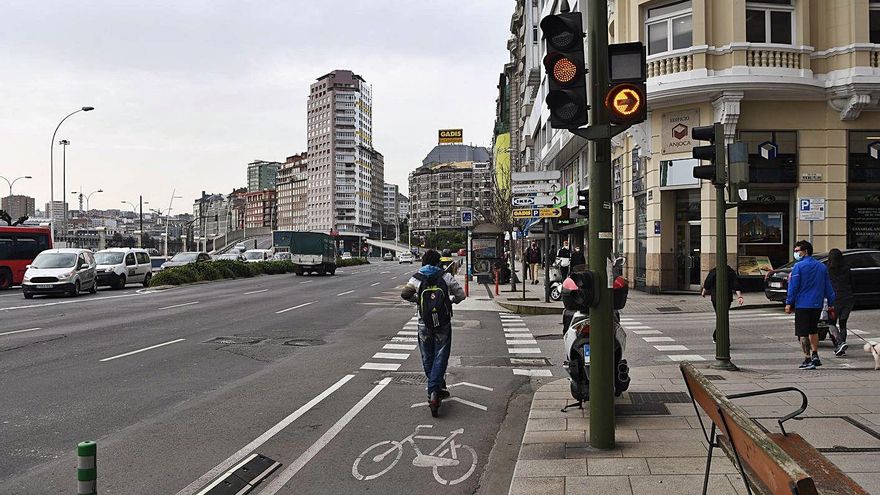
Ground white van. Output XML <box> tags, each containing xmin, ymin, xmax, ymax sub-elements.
<box><xmin>95</xmin><ymin>248</ymin><xmax>154</xmax><ymax>288</ymax></box>
<box><xmin>242</xmin><ymin>249</ymin><xmax>273</xmax><ymax>263</ymax></box>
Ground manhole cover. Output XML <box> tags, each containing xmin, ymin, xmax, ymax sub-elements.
<box><xmin>282</xmin><ymin>339</ymin><xmax>325</xmax><ymax>347</ymax></box>
<box><xmin>458</xmin><ymin>356</ymin><xmax>553</xmax><ymax>368</ymax></box>
<box><xmin>616</xmin><ymin>392</ymin><xmax>691</xmax><ymax>417</ymax></box>
<box><xmin>704</xmin><ymin>374</ymin><xmax>726</xmax><ymax>381</ymax></box>
<box><xmin>534</xmin><ymin>334</ymin><xmax>563</xmax><ymax>340</ymax></box>
<box><xmin>656</xmin><ymin>306</ymin><xmax>682</xmax><ymax>312</ymax></box>
<box><xmin>205</xmin><ymin>336</ymin><xmax>265</xmax><ymax>345</ymax></box>
<box><xmin>381</xmin><ymin>372</ymin><xmax>428</xmax><ymax>385</ymax></box>
<box><xmin>509</xmin><ymin>357</ymin><xmax>552</xmax><ymax>367</ymax></box>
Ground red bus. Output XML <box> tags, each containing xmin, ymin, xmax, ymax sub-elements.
<box><xmin>0</xmin><ymin>226</ymin><xmax>52</xmax><ymax>289</ymax></box>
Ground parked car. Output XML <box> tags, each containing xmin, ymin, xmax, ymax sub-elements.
<box><xmin>214</xmin><ymin>253</ymin><xmax>245</xmax><ymax>262</ymax></box>
<box><xmin>95</xmin><ymin>248</ymin><xmax>154</xmax><ymax>289</ymax></box>
<box><xmin>273</xmin><ymin>251</ymin><xmax>293</xmax><ymax>261</ymax></box>
<box><xmin>383</xmin><ymin>252</ymin><xmax>394</xmax><ymax>261</ymax></box>
<box><xmin>764</xmin><ymin>249</ymin><xmax>880</xmax><ymax>307</ymax></box>
<box><xmin>22</xmin><ymin>248</ymin><xmax>98</xmax><ymax>298</ymax></box>
<box><xmin>341</xmin><ymin>252</ymin><xmax>352</xmax><ymax>260</ymax></box>
<box><xmin>160</xmin><ymin>252</ymin><xmax>211</xmax><ymax>270</ymax></box>
<box><xmin>243</xmin><ymin>249</ymin><xmax>273</xmax><ymax>263</ymax></box>
<box><xmin>398</xmin><ymin>252</ymin><xmax>414</xmax><ymax>264</ymax></box>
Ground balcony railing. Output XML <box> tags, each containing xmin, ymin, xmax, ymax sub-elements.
<box><xmin>647</xmin><ymin>52</ymin><xmax>693</xmax><ymax>77</ymax></box>
<box><xmin>746</xmin><ymin>47</ymin><xmax>803</xmax><ymax>69</ymax></box>
<box><xmin>872</xmin><ymin>49</ymin><xmax>880</xmax><ymax>68</ymax></box>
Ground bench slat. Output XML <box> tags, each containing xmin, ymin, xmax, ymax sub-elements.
<box><xmin>770</xmin><ymin>433</ymin><xmax>870</xmax><ymax>495</ymax></box>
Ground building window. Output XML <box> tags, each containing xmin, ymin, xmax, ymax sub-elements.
<box><xmin>746</xmin><ymin>0</ymin><xmax>794</xmax><ymax>45</ymax></box>
<box><xmin>645</xmin><ymin>1</ymin><xmax>693</xmax><ymax>56</ymax></box>
<box><xmin>872</xmin><ymin>0</ymin><xmax>880</xmax><ymax>43</ymax></box>
<box><xmin>848</xmin><ymin>131</ymin><xmax>880</xmax><ymax>183</ymax></box>
<box><xmin>738</xmin><ymin>130</ymin><xmax>798</xmax><ymax>184</ymax></box>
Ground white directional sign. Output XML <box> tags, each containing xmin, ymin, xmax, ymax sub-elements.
<box><xmin>511</xmin><ymin>182</ymin><xmax>561</xmax><ymax>194</ymax></box>
<box><xmin>512</xmin><ymin>170</ymin><xmax>561</xmax><ymax>182</ymax></box>
<box><xmin>512</xmin><ymin>194</ymin><xmax>561</xmax><ymax>207</ymax></box>
<box><xmin>799</xmin><ymin>197</ymin><xmax>826</xmax><ymax>221</ymax></box>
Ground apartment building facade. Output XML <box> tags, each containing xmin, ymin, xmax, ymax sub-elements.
<box><xmin>276</xmin><ymin>153</ymin><xmax>309</xmax><ymax>231</ymax></box>
<box><xmin>192</xmin><ymin>192</ymin><xmax>230</xmax><ymax>239</ymax></box>
<box><xmin>2</xmin><ymin>195</ymin><xmax>36</xmax><ymax>220</ymax></box>
<box><xmin>521</xmin><ymin>0</ymin><xmax>880</xmax><ymax>293</ymax></box>
<box><xmin>247</xmin><ymin>160</ymin><xmax>280</xmax><ymax>192</ymax></box>
<box><xmin>244</xmin><ymin>189</ymin><xmax>276</xmax><ymax>229</ymax></box>
<box><xmin>383</xmin><ymin>183</ymin><xmax>399</xmax><ymax>225</ymax></box>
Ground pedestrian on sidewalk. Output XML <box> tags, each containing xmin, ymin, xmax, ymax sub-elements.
<box><xmin>557</xmin><ymin>240</ymin><xmax>571</xmax><ymax>279</ymax></box>
<box><xmin>400</xmin><ymin>249</ymin><xmax>466</xmax><ymax>417</ymax></box>
<box><xmin>570</xmin><ymin>244</ymin><xmax>586</xmax><ymax>271</ymax></box>
<box><xmin>526</xmin><ymin>241</ymin><xmax>542</xmax><ymax>285</ymax></box>
<box><xmin>701</xmin><ymin>264</ymin><xmax>744</xmax><ymax>342</ymax></box>
<box><xmin>785</xmin><ymin>240</ymin><xmax>836</xmax><ymax>370</ymax></box>
<box><xmin>827</xmin><ymin>248</ymin><xmax>854</xmax><ymax>357</ymax></box>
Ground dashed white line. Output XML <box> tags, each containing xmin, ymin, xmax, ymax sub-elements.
<box><xmin>100</xmin><ymin>338</ymin><xmax>186</xmax><ymax>362</ymax></box>
<box><xmin>360</xmin><ymin>362</ymin><xmax>401</xmax><ymax>371</ymax></box>
<box><xmin>372</xmin><ymin>352</ymin><xmax>409</xmax><ymax>360</ymax></box>
<box><xmin>391</xmin><ymin>336</ymin><xmax>417</xmax><ymax>342</ymax></box>
<box><xmin>508</xmin><ymin>347</ymin><xmax>541</xmax><ymax>354</ymax></box>
<box><xmin>654</xmin><ymin>345</ymin><xmax>689</xmax><ymax>351</ymax></box>
<box><xmin>397</xmin><ymin>331</ymin><xmax>418</xmax><ymax>336</ymax></box>
<box><xmin>0</xmin><ymin>327</ymin><xmax>41</xmax><ymax>337</ymax></box>
<box><xmin>507</xmin><ymin>339</ymin><xmax>538</xmax><ymax>345</ymax></box>
<box><xmin>158</xmin><ymin>301</ymin><xmax>199</xmax><ymax>310</ymax></box>
<box><xmin>642</xmin><ymin>336</ymin><xmax>675</xmax><ymax>342</ymax></box>
<box><xmin>383</xmin><ymin>343</ymin><xmax>417</xmax><ymax>351</ymax></box>
<box><xmin>336</xmin><ymin>290</ymin><xmax>355</xmax><ymax>296</ymax></box>
<box><xmin>370</xmin><ymin>282</ymin><xmax>381</xmax><ymax>287</ymax></box>
<box><xmin>276</xmin><ymin>301</ymin><xmax>315</xmax><ymax>314</ymax></box>
<box><xmin>243</xmin><ymin>289</ymin><xmax>269</xmax><ymax>295</ymax></box>
<box><xmin>299</xmin><ymin>280</ymin><xmax>314</xmax><ymax>284</ymax></box>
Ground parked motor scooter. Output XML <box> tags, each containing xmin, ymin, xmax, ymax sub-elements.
<box><xmin>549</xmin><ymin>258</ymin><xmax>565</xmax><ymax>301</ymax></box>
<box><xmin>560</xmin><ymin>256</ymin><xmax>630</xmax><ymax>411</ymax></box>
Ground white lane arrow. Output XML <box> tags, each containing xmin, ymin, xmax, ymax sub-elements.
<box><xmin>410</xmin><ymin>398</ymin><xmax>488</xmax><ymax>411</ymax></box>
<box><xmin>447</xmin><ymin>382</ymin><xmax>494</xmax><ymax>392</ymax></box>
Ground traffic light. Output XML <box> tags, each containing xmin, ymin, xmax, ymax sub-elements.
<box><xmin>576</xmin><ymin>188</ymin><xmax>589</xmax><ymax>217</ymax></box>
<box><xmin>605</xmin><ymin>42</ymin><xmax>647</xmax><ymax>126</ymax></box>
<box><xmin>541</xmin><ymin>12</ymin><xmax>588</xmax><ymax>129</ymax></box>
<box><xmin>691</xmin><ymin>123</ymin><xmax>725</xmax><ymax>185</ymax></box>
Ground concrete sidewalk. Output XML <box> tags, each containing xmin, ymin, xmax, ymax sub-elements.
<box><xmin>508</xmin><ymin>365</ymin><xmax>880</xmax><ymax>494</ymax></box>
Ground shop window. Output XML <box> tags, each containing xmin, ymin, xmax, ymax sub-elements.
<box><xmin>635</xmin><ymin>195</ymin><xmax>647</xmax><ymax>288</ymax></box>
<box><xmin>746</xmin><ymin>0</ymin><xmax>794</xmax><ymax>45</ymax></box>
<box><xmin>660</xmin><ymin>159</ymin><xmax>700</xmax><ymax>189</ymax></box>
<box><xmin>872</xmin><ymin>0</ymin><xmax>880</xmax><ymax>44</ymax></box>
<box><xmin>738</xmin><ymin>130</ymin><xmax>798</xmax><ymax>185</ymax></box>
<box><xmin>848</xmin><ymin>131</ymin><xmax>880</xmax><ymax>183</ymax></box>
<box><xmin>645</xmin><ymin>1</ymin><xmax>693</xmax><ymax>56</ymax></box>
<box><xmin>631</xmin><ymin>148</ymin><xmax>646</xmax><ymax>194</ymax></box>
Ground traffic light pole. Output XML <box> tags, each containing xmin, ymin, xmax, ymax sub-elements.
<box><xmin>585</xmin><ymin>0</ymin><xmax>615</xmax><ymax>450</ymax></box>
<box><xmin>711</xmin><ymin>124</ymin><xmax>736</xmax><ymax>371</ymax></box>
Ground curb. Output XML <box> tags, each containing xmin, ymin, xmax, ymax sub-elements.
<box><xmin>496</xmin><ymin>300</ymin><xmax>564</xmax><ymax>315</ymax></box>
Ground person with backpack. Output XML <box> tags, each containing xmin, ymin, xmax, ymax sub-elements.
<box><xmin>826</xmin><ymin>248</ymin><xmax>854</xmax><ymax>356</ymax></box>
<box><xmin>401</xmin><ymin>249</ymin><xmax>467</xmax><ymax>417</ymax></box>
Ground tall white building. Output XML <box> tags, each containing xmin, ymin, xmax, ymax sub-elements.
<box><xmin>383</xmin><ymin>183</ymin><xmax>399</xmax><ymax>224</ymax></box>
<box><xmin>306</xmin><ymin>69</ymin><xmax>377</xmax><ymax>234</ymax></box>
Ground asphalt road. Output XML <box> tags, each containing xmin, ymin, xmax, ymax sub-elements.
<box><xmin>0</xmin><ymin>260</ymin><xmax>540</xmax><ymax>494</ymax></box>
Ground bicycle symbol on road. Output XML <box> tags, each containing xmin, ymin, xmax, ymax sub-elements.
<box><xmin>351</xmin><ymin>425</ymin><xmax>477</xmax><ymax>485</ymax></box>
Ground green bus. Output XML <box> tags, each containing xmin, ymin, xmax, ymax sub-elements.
<box><xmin>273</xmin><ymin>231</ymin><xmax>336</xmax><ymax>276</ymax></box>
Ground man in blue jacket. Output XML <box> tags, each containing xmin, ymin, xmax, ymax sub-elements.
<box><xmin>785</xmin><ymin>240</ymin><xmax>835</xmax><ymax>370</ymax></box>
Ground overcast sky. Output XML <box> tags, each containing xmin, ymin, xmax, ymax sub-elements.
<box><xmin>0</xmin><ymin>1</ymin><xmax>511</xmax><ymax>213</ymax></box>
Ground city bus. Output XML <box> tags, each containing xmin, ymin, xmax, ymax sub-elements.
<box><xmin>0</xmin><ymin>226</ymin><xmax>52</xmax><ymax>289</ymax></box>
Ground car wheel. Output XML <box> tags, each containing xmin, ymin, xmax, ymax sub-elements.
<box><xmin>143</xmin><ymin>273</ymin><xmax>152</xmax><ymax>287</ymax></box>
<box><xmin>70</xmin><ymin>280</ymin><xmax>81</xmax><ymax>297</ymax></box>
<box><xmin>89</xmin><ymin>281</ymin><xmax>97</xmax><ymax>294</ymax></box>
<box><xmin>0</xmin><ymin>268</ymin><xmax>11</xmax><ymax>290</ymax></box>
<box><xmin>23</xmin><ymin>292</ymin><xmax>33</xmax><ymax>299</ymax></box>
<box><xmin>116</xmin><ymin>275</ymin><xmax>126</xmax><ymax>290</ymax></box>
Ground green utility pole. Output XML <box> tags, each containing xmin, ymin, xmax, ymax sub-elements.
<box><xmin>585</xmin><ymin>0</ymin><xmax>615</xmax><ymax>449</ymax></box>
<box><xmin>711</xmin><ymin>123</ymin><xmax>736</xmax><ymax>371</ymax></box>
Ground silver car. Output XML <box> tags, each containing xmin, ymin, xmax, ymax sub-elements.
<box><xmin>160</xmin><ymin>252</ymin><xmax>211</xmax><ymax>270</ymax></box>
<box><xmin>22</xmin><ymin>249</ymin><xmax>98</xmax><ymax>299</ymax></box>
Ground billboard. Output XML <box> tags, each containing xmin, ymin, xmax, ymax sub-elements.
<box><xmin>438</xmin><ymin>129</ymin><xmax>464</xmax><ymax>144</ymax></box>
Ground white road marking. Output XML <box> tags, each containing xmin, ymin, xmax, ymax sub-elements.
<box><xmin>372</xmin><ymin>352</ymin><xmax>409</xmax><ymax>360</ymax></box>
<box><xmin>513</xmin><ymin>369</ymin><xmax>553</xmax><ymax>377</ymax></box>
<box><xmin>642</xmin><ymin>336</ymin><xmax>675</xmax><ymax>342</ymax></box>
<box><xmin>383</xmin><ymin>343</ymin><xmax>417</xmax><ymax>351</ymax></box>
<box><xmin>158</xmin><ymin>301</ymin><xmax>200</xmax><ymax>310</ymax></box>
<box><xmin>448</xmin><ymin>382</ymin><xmax>494</xmax><ymax>391</ymax></box>
<box><xmin>506</xmin><ymin>334</ymin><xmax>535</xmax><ymax>339</ymax></box>
<box><xmin>668</xmin><ymin>354</ymin><xmax>706</xmax><ymax>362</ymax></box>
<box><xmin>299</xmin><ymin>280</ymin><xmax>313</xmax><ymax>284</ymax></box>
<box><xmin>619</xmin><ymin>319</ymin><xmax>639</xmax><ymax>323</ymax></box>
<box><xmin>504</xmin><ymin>328</ymin><xmax>531</xmax><ymax>333</ymax></box>
<box><xmin>0</xmin><ymin>327</ymin><xmax>41</xmax><ymax>337</ymax></box>
<box><xmin>654</xmin><ymin>345</ymin><xmax>689</xmax><ymax>351</ymax></box>
<box><xmin>508</xmin><ymin>347</ymin><xmax>541</xmax><ymax>354</ymax></box>
<box><xmin>0</xmin><ymin>292</ymin><xmax>142</xmax><ymax>312</ymax></box>
<box><xmin>370</xmin><ymin>282</ymin><xmax>381</xmax><ymax>287</ymax></box>
<box><xmin>275</xmin><ymin>301</ymin><xmax>315</xmax><ymax>314</ymax></box>
<box><xmin>391</xmin><ymin>337</ymin><xmax>417</xmax><ymax>342</ymax></box>
<box><xmin>336</xmin><ymin>290</ymin><xmax>355</xmax><ymax>296</ymax></box>
<box><xmin>177</xmin><ymin>375</ymin><xmax>355</xmax><ymax>495</ymax></box>
<box><xmin>360</xmin><ymin>362</ymin><xmax>400</xmax><ymax>371</ymax></box>
<box><xmin>626</xmin><ymin>325</ymin><xmax>653</xmax><ymax>330</ymax></box>
<box><xmin>852</xmin><ymin>329</ymin><xmax>869</xmax><ymax>335</ymax></box>
<box><xmin>631</xmin><ymin>330</ymin><xmax>661</xmax><ymax>335</ymax></box>
<box><xmin>507</xmin><ymin>339</ymin><xmax>538</xmax><ymax>345</ymax></box>
<box><xmin>380</xmin><ymin>271</ymin><xmax>390</xmax><ymax>274</ymax></box>
<box><xmin>397</xmin><ymin>331</ymin><xmax>418</xmax><ymax>336</ymax></box>
<box><xmin>243</xmin><ymin>289</ymin><xmax>269</xmax><ymax>295</ymax></box>
<box><xmin>502</xmin><ymin>322</ymin><xmax>527</xmax><ymax>327</ymax></box>
<box><xmin>99</xmin><ymin>339</ymin><xmax>185</xmax><ymax>362</ymax></box>
<box><xmin>243</xmin><ymin>377</ymin><xmax>393</xmax><ymax>495</ymax></box>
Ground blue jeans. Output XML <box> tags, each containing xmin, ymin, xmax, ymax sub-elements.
<box><xmin>417</xmin><ymin>318</ymin><xmax>452</xmax><ymax>396</ymax></box>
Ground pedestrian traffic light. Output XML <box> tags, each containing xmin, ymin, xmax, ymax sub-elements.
<box><xmin>576</xmin><ymin>188</ymin><xmax>589</xmax><ymax>217</ymax></box>
<box><xmin>605</xmin><ymin>42</ymin><xmax>647</xmax><ymax>126</ymax></box>
<box><xmin>541</xmin><ymin>12</ymin><xmax>588</xmax><ymax>130</ymax></box>
<box><xmin>691</xmin><ymin>123</ymin><xmax>725</xmax><ymax>185</ymax></box>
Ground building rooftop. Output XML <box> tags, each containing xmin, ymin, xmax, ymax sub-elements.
<box><xmin>421</xmin><ymin>144</ymin><xmax>490</xmax><ymax>167</ymax></box>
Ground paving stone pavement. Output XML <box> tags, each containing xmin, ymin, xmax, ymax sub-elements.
<box><xmin>508</xmin><ymin>365</ymin><xmax>880</xmax><ymax>495</ymax></box>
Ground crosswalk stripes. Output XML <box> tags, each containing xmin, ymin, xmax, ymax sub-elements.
<box><xmin>360</xmin><ymin>314</ymin><xmax>420</xmax><ymax>372</ymax></box>
<box><xmin>500</xmin><ymin>313</ymin><xmax>554</xmax><ymax>377</ymax></box>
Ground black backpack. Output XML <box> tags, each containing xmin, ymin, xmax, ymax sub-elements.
<box><xmin>415</xmin><ymin>272</ymin><xmax>452</xmax><ymax>329</ymax></box>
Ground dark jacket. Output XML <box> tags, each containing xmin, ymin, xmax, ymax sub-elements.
<box><xmin>557</xmin><ymin>247</ymin><xmax>571</xmax><ymax>259</ymax></box>
<box><xmin>785</xmin><ymin>256</ymin><xmax>835</xmax><ymax>309</ymax></box>
<box><xmin>702</xmin><ymin>266</ymin><xmax>741</xmax><ymax>304</ymax></box>
<box><xmin>526</xmin><ymin>247</ymin><xmax>542</xmax><ymax>264</ymax></box>
<box><xmin>828</xmin><ymin>264</ymin><xmax>855</xmax><ymax>306</ymax></box>
<box><xmin>570</xmin><ymin>249</ymin><xmax>586</xmax><ymax>267</ymax></box>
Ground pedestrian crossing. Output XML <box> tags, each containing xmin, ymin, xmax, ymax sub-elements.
<box><xmin>500</xmin><ymin>313</ymin><xmax>553</xmax><ymax>377</ymax></box>
<box><xmin>360</xmin><ymin>314</ymin><xmax>422</xmax><ymax>372</ymax></box>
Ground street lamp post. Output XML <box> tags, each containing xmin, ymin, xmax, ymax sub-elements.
<box><xmin>50</xmin><ymin>106</ymin><xmax>94</xmax><ymax>242</ymax></box>
<box><xmin>162</xmin><ymin>189</ymin><xmax>182</xmax><ymax>257</ymax></box>
<box><xmin>59</xmin><ymin>139</ymin><xmax>70</xmax><ymax>236</ymax></box>
<box><xmin>0</xmin><ymin>175</ymin><xmax>32</xmax><ymax>197</ymax></box>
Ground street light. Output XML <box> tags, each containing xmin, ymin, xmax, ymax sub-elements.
<box><xmin>0</xmin><ymin>175</ymin><xmax>32</xmax><ymax>197</ymax></box>
<box><xmin>161</xmin><ymin>190</ymin><xmax>183</xmax><ymax>257</ymax></box>
<box><xmin>59</xmin><ymin>139</ymin><xmax>71</xmax><ymax>235</ymax></box>
<box><xmin>50</xmin><ymin>106</ymin><xmax>94</xmax><ymax>241</ymax></box>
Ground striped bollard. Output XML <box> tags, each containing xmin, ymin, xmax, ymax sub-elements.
<box><xmin>77</xmin><ymin>441</ymin><xmax>97</xmax><ymax>495</ymax></box>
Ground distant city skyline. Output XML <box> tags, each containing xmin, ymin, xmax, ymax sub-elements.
<box><xmin>0</xmin><ymin>1</ymin><xmax>508</xmax><ymax>212</ymax></box>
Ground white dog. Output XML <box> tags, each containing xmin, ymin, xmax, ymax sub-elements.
<box><xmin>866</xmin><ymin>342</ymin><xmax>880</xmax><ymax>370</ymax></box>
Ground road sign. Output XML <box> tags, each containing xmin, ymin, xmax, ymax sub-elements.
<box><xmin>512</xmin><ymin>194</ymin><xmax>561</xmax><ymax>207</ymax></box>
<box><xmin>512</xmin><ymin>170</ymin><xmax>562</xmax><ymax>182</ymax></box>
<box><xmin>513</xmin><ymin>207</ymin><xmax>563</xmax><ymax>219</ymax></box>
<box><xmin>605</xmin><ymin>82</ymin><xmax>646</xmax><ymax>124</ymax></box>
<box><xmin>511</xmin><ymin>182</ymin><xmax>561</xmax><ymax>194</ymax></box>
<box><xmin>799</xmin><ymin>197</ymin><xmax>826</xmax><ymax>221</ymax></box>
<box><xmin>461</xmin><ymin>209</ymin><xmax>473</xmax><ymax>227</ymax></box>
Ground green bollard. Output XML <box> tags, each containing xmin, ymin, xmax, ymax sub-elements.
<box><xmin>77</xmin><ymin>441</ymin><xmax>96</xmax><ymax>495</ymax></box>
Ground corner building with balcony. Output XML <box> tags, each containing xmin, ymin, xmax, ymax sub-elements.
<box><xmin>599</xmin><ymin>0</ymin><xmax>880</xmax><ymax>293</ymax></box>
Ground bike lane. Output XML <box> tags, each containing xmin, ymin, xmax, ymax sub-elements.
<box><xmin>248</xmin><ymin>309</ymin><xmax>533</xmax><ymax>495</ymax></box>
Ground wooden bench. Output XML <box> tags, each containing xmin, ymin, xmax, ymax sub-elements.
<box><xmin>680</xmin><ymin>362</ymin><xmax>869</xmax><ymax>495</ymax></box>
